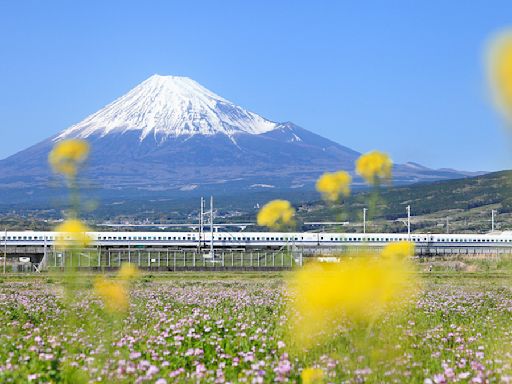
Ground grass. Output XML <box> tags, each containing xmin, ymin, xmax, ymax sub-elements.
<box><xmin>0</xmin><ymin>260</ymin><xmax>511</xmax><ymax>382</ymax></box>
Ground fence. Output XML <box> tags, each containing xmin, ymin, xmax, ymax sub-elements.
<box><xmin>47</xmin><ymin>248</ymin><xmax>302</xmax><ymax>271</ymax></box>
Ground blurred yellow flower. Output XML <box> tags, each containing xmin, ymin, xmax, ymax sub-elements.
<box><xmin>257</xmin><ymin>200</ymin><xmax>295</xmax><ymax>229</ymax></box>
<box><xmin>316</xmin><ymin>171</ymin><xmax>351</xmax><ymax>201</ymax></box>
<box><xmin>301</xmin><ymin>367</ymin><xmax>324</xmax><ymax>384</ymax></box>
<box><xmin>355</xmin><ymin>151</ymin><xmax>392</xmax><ymax>185</ymax></box>
<box><xmin>48</xmin><ymin>139</ymin><xmax>90</xmax><ymax>179</ymax></box>
<box><xmin>488</xmin><ymin>30</ymin><xmax>512</xmax><ymax>121</ymax></box>
<box><xmin>118</xmin><ymin>263</ymin><xmax>139</xmax><ymax>280</ymax></box>
<box><xmin>93</xmin><ymin>277</ymin><xmax>129</xmax><ymax>313</ymax></box>
<box><xmin>54</xmin><ymin>219</ymin><xmax>92</xmax><ymax>249</ymax></box>
<box><xmin>288</xmin><ymin>251</ymin><xmax>417</xmax><ymax>348</ymax></box>
<box><xmin>381</xmin><ymin>240</ymin><xmax>415</xmax><ymax>260</ymax></box>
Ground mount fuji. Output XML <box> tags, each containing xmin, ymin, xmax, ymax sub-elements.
<box><xmin>0</xmin><ymin>75</ymin><xmax>482</xmax><ymax>204</ymax></box>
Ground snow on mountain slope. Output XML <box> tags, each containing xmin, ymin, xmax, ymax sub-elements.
<box><xmin>56</xmin><ymin>75</ymin><xmax>278</xmax><ymax>141</ymax></box>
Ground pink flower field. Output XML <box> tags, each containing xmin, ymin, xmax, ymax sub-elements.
<box><xmin>0</xmin><ymin>273</ymin><xmax>511</xmax><ymax>383</ymax></box>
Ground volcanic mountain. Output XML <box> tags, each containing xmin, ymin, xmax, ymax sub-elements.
<box><xmin>0</xmin><ymin>75</ymin><xmax>481</xmax><ymax>203</ymax></box>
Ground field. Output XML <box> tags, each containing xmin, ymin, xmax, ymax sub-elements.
<box><xmin>0</xmin><ymin>264</ymin><xmax>512</xmax><ymax>383</ymax></box>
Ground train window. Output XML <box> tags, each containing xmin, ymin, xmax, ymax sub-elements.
<box><xmin>320</xmin><ymin>237</ymin><xmax>323</xmax><ymax>240</ymax></box>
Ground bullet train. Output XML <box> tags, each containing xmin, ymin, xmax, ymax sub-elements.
<box><xmin>3</xmin><ymin>231</ymin><xmax>512</xmax><ymax>249</ymax></box>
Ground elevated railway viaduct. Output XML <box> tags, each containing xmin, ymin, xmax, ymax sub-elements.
<box><xmin>3</xmin><ymin>231</ymin><xmax>512</xmax><ymax>271</ymax></box>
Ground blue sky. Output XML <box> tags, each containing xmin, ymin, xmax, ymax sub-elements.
<box><xmin>0</xmin><ymin>1</ymin><xmax>511</xmax><ymax>171</ymax></box>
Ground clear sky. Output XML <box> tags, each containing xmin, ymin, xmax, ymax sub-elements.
<box><xmin>0</xmin><ymin>0</ymin><xmax>511</xmax><ymax>171</ymax></box>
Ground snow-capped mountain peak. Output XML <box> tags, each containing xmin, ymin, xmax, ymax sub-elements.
<box><xmin>56</xmin><ymin>74</ymin><xmax>278</xmax><ymax>141</ymax></box>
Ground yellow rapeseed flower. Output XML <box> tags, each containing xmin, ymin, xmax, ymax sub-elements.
<box><xmin>93</xmin><ymin>277</ymin><xmax>129</xmax><ymax>313</ymax></box>
<box><xmin>355</xmin><ymin>151</ymin><xmax>392</xmax><ymax>185</ymax></box>
<box><xmin>257</xmin><ymin>200</ymin><xmax>295</xmax><ymax>229</ymax></box>
<box><xmin>288</xmin><ymin>248</ymin><xmax>417</xmax><ymax>348</ymax></box>
<box><xmin>54</xmin><ymin>219</ymin><xmax>92</xmax><ymax>249</ymax></box>
<box><xmin>301</xmin><ymin>367</ymin><xmax>324</xmax><ymax>384</ymax></box>
<box><xmin>315</xmin><ymin>171</ymin><xmax>351</xmax><ymax>202</ymax></box>
<box><xmin>381</xmin><ymin>240</ymin><xmax>415</xmax><ymax>260</ymax></box>
<box><xmin>48</xmin><ymin>139</ymin><xmax>90</xmax><ymax>179</ymax></box>
<box><xmin>488</xmin><ymin>30</ymin><xmax>512</xmax><ymax>121</ymax></box>
<box><xmin>118</xmin><ymin>263</ymin><xmax>139</xmax><ymax>280</ymax></box>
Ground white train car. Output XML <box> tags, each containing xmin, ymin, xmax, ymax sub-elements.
<box><xmin>2</xmin><ymin>231</ymin><xmax>512</xmax><ymax>249</ymax></box>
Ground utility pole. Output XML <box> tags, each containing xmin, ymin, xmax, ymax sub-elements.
<box><xmin>406</xmin><ymin>205</ymin><xmax>411</xmax><ymax>238</ymax></box>
<box><xmin>492</xmin><ymin>209</ymin><xmax>497</xmax><ymax>232</ymax></box>
<box><xmin>446</xmin><ymin>217</ymin><xmax>449</xmax><ymax>234</ymax></box>
<box><xmin>3</xmin><ymin>228</ymin><xmax>7</xmax><ymax>274</ymax></box>
<box><xmin>210</xmin><ymin>196</ymin><xmax>214</xmax><ymax>258</ymax></box>
<box><xmin>363</xmin><ymin>208</ymin><xmax>367</xmax><ymax>234</ymax></box>
<box><xmin>199</xmin><ymin>197</ymin><xmax>204</xmax><ymax>252</ymax></box>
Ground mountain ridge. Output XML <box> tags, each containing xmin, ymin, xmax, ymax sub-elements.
<box><xmin>0</xmin><ymin>75</ymin><xmax>485</xmax><ymax>204</ymax></box>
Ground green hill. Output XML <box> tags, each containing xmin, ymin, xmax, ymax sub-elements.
<box><xmin>300</xmin><ymin>170</ymin><xmax>512</xmax><ymax>234</ymax></box>
<box><xmin>1</xmin><ymin>170</ymin><xmax>511</xmax><ymax>233</ymax></box>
